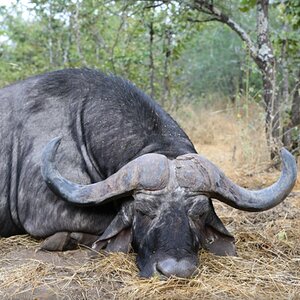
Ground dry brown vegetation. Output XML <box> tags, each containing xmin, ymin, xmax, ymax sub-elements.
<box><xmin>1</xmin><ymin>102</ymin><xmax>299</xmax><ymax>299</ymax></box>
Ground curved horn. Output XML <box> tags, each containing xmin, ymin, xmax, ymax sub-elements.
<box><xmin>190</xmin><ymin>149</ymin><xmax>297</xmax><ymax>212</ymax></box>
<box><xmin>41</xmin><ymin>137</ymin><xmax>169</xmax><ymax>206</ymax></box>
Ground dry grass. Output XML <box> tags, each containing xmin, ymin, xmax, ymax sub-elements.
<box><xmin>0</xmin><ymin>102</ymin><xmax>299</xmax><ymax>299</ymax></box>
<box><xmin>176</xmin><ymin>100</ymin><xmax>300</xmax><ymax>189</ymax></box>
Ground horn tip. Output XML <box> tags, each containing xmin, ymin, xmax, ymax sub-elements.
<box><xmin>280</xmin><ymin>147</ymin><xmax>297</xmax><ymax>183</ymax></box>
<box><xmin>50</xmin><ymin>136</ymin><xmax>63</xmax><ymax>147</ymax></box>
<box><xmin>45</xmin><ymin>136</ymin><xmax>63</xmax><ymax>155</ymax></box>
<box><xmin>280</xmin><ymin>147</ymin><xmax>295</xmax><ymax>163</ymax></box>
<box><xmin>42</xmin><ymin>136</ymin><xmax>63</xmax><ymax>178</ymax></box>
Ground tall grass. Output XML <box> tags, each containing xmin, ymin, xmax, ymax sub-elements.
<box><xmin>173</xmin><ymin>98</ymin><xmax>270</xmax><ymax>181</ymax></box>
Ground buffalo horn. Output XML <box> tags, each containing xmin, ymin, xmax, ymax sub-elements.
<box><xmin>41</xmin><ymin>137</ymin><xmax>168</xmax><ymax>206</ymax></box>
<box><xmin>197</xmin><ymin>148</ymin><xmax>297</xmax><ymax>212</ymax></box>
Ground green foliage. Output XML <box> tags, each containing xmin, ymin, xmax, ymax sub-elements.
<box><xmin>239</xmin><ymin>0</ymin><xmax>256</xmax><ymax>12</ymax></box>
<box><xmin>177</xmin><ymin>25</ymin><xmax>262</xmax><ymax>101</ymax></box>
<box><xmin>0</xmin><ymin>0</ymin><xmax>204</xmax><ymax>104</ymax></box>
<box><xmin>0</xmin><ymin>0</ymin><xmax>298</xmax><ymax>112</ymax></box>
<box><xmin>275</xmin><ymin>0</ymin><xmax>300</xmax><ymax>30</ymax></box>
<box><xmin>269</xmin><ymin>0</ymin><xmax>300</xmax><ymax>110</ymax></box>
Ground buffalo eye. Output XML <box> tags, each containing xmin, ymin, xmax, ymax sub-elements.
<box><xmin>135</xmin><ymin>208</ymin><xmax>156</xmax><ymax>220</ymax></box>
<box><xmin>134</xmin><ymin>200</ymin><xmax>159</xmax><ymax>220</ymax></box>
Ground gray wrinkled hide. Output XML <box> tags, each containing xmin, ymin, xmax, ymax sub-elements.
<box><xmin>0</xmin><ymin>69</ymin><xmax>195</xmax><ymax>238</ymax></box>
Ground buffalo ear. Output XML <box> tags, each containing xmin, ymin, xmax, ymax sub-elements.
<box><xmin>92</xmin><ymin>227</ymin><xmax>132</xmax><ymax>253</ymax></box>
<box><xmin>92</xmin><ymin>201</ymin><xmax>133</xmax><ymax>253</ymax></box>
<box><xmin>105</xmin><ymin>227</ymin><xmax>132</xmax><ymax>252</ymax></box>
<box><xmin>201</xmin><ymin>201</ymin><xmax>237</xmax><ymax>256</ymax></box>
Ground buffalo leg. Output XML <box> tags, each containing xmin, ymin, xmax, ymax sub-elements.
<box><xmin>40</xmin><ymin>232</ymin><xmax>99</xmax><ymax>251</ymax></box>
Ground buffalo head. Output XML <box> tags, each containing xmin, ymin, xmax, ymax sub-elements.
<box><xmin>41</xmin><ymin>137</ymin><xmax>297</xmax><ymax>278</ymax></box>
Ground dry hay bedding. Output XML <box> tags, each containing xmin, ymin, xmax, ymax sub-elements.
<box><xmin>0</xmin><ymin>190</ymin><xmax>299</xmax><ymax>299</ymax></box>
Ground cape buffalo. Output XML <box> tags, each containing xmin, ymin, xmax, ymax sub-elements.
<box><xmin>0</xmin><ymin>69</ymin><xmax>297</xmax><ymax>278</ymax></box>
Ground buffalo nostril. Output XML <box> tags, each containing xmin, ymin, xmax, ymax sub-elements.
<box><xmin>156</xmin><ymin>258</ymin><xmax>197</xmax><ymax>278</ymax></box>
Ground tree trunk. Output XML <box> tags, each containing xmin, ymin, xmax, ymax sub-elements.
<box><xmin>162</xmin><ymin>28</ymin><xmax>172</xmax><ymax>106</ymax></box>
<box><xmin>281</xmin><ymin>37</ymin><xmax>290</xmax><ymax>148</ymax></box>
<box><xmin>281</xmin><ymin>38</ymin><xmax>289</xmax><ymax>104</ymax></box>
<box><xmin>48</xmin><ymin>0</ymin><xmax>54</xmax><ymax>66</ymax></box>
<box><xmin>74</xmin><ymin>0</ymin><xmax>87</xmax><ymax>66</ymax></box>
<box><xmin>149</xmin><ymin>21</ymin><xmax>155</xmax><ymax>99</ymax></box>
<box><xmin>256</xmin><ymin>0</ymin><xmax>279</xmax><ymax>158</ymax></box>
<box><xmin>291</xmin><ymin>70</ymin><xmax>300</xmax><ymax>127</ymax></box>
<box><xmin>191</xmin><ymin>0</ymin><xmax>280</xmax><ymax>158</ymax></box>
<box><xmin>282</xmin><ymin>70</ymin><xmax>300</xmax><ymax>151</ymax></box>
<box><xmin>262</xmin><ymin>62</ymin><xmax>279</xmax><ymax>157</ymax></box>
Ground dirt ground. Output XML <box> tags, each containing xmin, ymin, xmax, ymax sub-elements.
<box><xmin>0</xmin><ymin>104</ymin><xmax>299</xmax><ymax>299</ymax></box>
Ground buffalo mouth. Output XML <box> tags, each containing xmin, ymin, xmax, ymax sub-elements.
<box><xmin>137</xmin><ymin>254</ymin><xmax>199</xmax><ymax>278</ymax></box>
<box><xmin>155</xmin><ymin>257</ymin><xmax>198</xmax><ymax>278</ymax></box>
